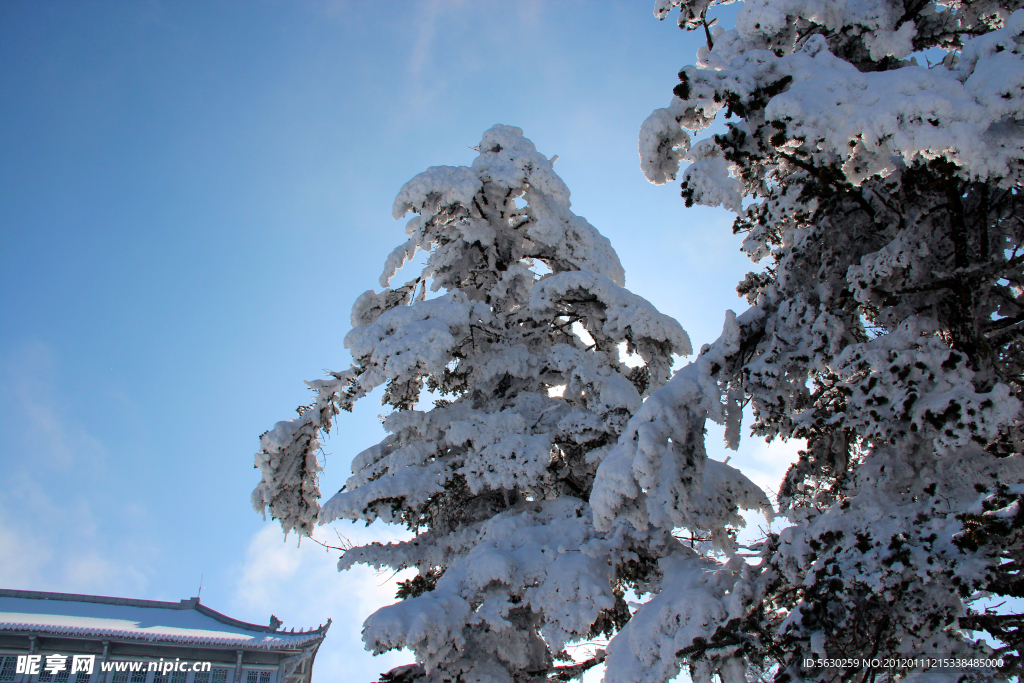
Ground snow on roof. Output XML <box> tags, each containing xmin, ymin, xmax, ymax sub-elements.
<box><xmin>0</xmin><ymin>591</ymin><xmax>329</xmax><ymax>650</ymax></box>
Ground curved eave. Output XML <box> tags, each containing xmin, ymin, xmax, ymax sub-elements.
<box><xmin>0</xmin><ymin>591</ymin><xmax>331</xmax><ymax>652</ymax></box>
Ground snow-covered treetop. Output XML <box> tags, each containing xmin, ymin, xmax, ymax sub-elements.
<box><xmin>251</xmin><ymin>125</ymin><xmax>691</xmax><ymax>539</ymax></box>
<box><xmin>642</xmin><ymin>1</ymin><xmax>1024</xmax><ymax>195</ymax></box>
<box><xmin>335</xmin><ymin>125</ymin><xmax>688</xmax><ymax>414</ymax></box>
<box><xmin>387</xmin><ymin>124</ymin><xmax>626</xmax><ymax>293</ymax></box>
<box><xmin>251</xmin><ymin>126</ymin><xmax>744</xmax><ymax>682</ymax></box>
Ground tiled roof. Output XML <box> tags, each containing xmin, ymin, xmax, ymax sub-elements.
<box><xmin>0</xmin><ymin>590</ymin><xmax>329</xmax><ymax>650</ymax></box>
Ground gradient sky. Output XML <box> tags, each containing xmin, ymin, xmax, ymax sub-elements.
<box><xmin>0</xmin><ymin>2</ymin><xmax>799</xmax><ymax>681</ymax></box>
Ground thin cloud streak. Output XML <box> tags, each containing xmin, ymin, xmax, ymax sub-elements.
<box><xmin>232</xmin><ymin>522</ymin><xmax>415</xmax><ymax>683</ymax></box>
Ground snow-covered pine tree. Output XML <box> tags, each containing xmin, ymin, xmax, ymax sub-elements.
<box><xmin>252</xmin><ymin>125</ymin><xmax>763</xmax><ymax>682</ymax></box>
<box><xmin>591</xmin><ymin>1</ymin><xmax>1024</xmax><ymax>681</ymax></box>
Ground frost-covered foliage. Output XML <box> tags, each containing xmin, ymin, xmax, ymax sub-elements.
<box><xmin>253</xmin><ymin>126</ymin><xmax>758</xmax><ymax>682</ymax></box>
<box><xmin>618</xmin><ymin>1</ymin><xmax>1024</xmax><ymax>681</ymax></box>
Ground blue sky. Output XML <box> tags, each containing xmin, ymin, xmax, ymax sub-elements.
<box><xmin>0</xmin><ymin>2</ymin><xmax>798</xmax><ymax>681</ymax></box>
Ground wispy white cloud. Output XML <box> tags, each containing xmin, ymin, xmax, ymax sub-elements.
<box><xmin>0</xmin><ymin>477</ymin><xmax>153</xmax><ymax>595</ymax></box>
<box><xmin>0</xmin><ymin>507</ymin><xmax>51</xmax><ymax>587</ymax></box>
<box><xmin>2</xmin><ymin>341</ymin><xmax>106</xmax><ymax>471</ymax></box>
<box><xmin>232</xmin><ymin>522</ymin><xmax>415</xmax><ymax>683</ymax></box>
<box><xmin>0</xmin><ymin>341</ymin><xmax>153</xmax><ymax>596</ymax></box>
<box><xmin>514</xmin><ymin>0</ymin><xmax>544</xmax><ymax>28</ymax></box>
<box><xmin>407</xmin><ymin>0</ymin><xmax>444</xmax><ymax>79</ymax></box>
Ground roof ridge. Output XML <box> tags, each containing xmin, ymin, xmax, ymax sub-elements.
<box><xmin>0</xmin><ymin>590</ymin><xmax>329</xmax><ymax>636</ymax></box>
<box><xmin>0</xmin><ymin>622</ymin><xmax>325</xmax><ymax>649</ymax></box>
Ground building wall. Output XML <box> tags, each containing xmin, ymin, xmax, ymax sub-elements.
<box><xmin>0</xmin><ymin>639</ymin><xmax>285</xmax><ymax>683</ymax></box>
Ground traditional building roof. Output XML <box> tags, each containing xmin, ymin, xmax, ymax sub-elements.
<box><xmin>0</xmin><ymin>590</ymin><xmax>329</xmax><ymax>651</ymax></box>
